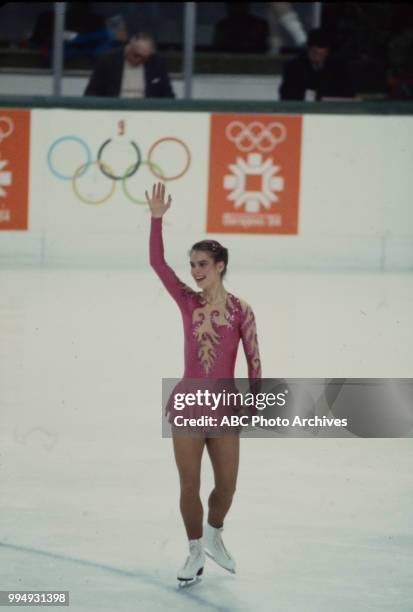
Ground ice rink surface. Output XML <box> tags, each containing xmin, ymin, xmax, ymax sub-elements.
<box><xmin>1</xmin><ymin>267</ymin><xmax>413</xmax><ymax>611</ymax></box>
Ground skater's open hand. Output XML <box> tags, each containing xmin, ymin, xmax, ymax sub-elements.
<box><xmin>145</xmin><ymin>182</ymin><xmax>172</xmax><ymax>218</ymax></box>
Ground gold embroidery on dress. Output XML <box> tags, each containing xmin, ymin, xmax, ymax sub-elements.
<box><xmin>192</xmin><ymin>296</ymin><xmax>234</xmax><ymax>374</ymax></box>
<box><xmin>240</xmin><ymin>301</ymin><xmax>261</xmax><ymax>375</ymax></box>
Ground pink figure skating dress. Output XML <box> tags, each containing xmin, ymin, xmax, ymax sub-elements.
<box><xmin>150</xmin><ymin>217</ymin><xmax>261</xmax><ymax>434</ymax></box>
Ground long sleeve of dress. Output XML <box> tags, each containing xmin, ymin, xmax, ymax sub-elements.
<box><xmin>149</xmin><ymin>216</ymin><xmax>193</xmax><ymax>308</ymax></box>
<box><xmin>240</xmin><ymin>301</ymin><xmax>262</xmax><ymax>382</ymax></box>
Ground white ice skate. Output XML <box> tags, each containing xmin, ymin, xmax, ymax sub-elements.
<box><xmin>177</xmin><ymin>539</ymin><xmax>205</xmax><ymax>588</ymax></box>
<box><xmin>203</xmin><ymin>523</ymin><xmax>236</xmax><ymax>574</ymax></box>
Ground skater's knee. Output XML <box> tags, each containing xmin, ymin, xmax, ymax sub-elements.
<box><xmin>180</xmin><ymin>479</ymin><xmax>201</xmax><ymax>497</ymax></box>
<box><xmin>214</xmin><ymin>483</ymin><xmax>236</xmax><ymax>501</ymax></box>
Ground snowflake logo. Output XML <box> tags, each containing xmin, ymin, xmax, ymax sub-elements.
<box><xmin>223</xmin><ymin>153</ymin><xmax>284</xmax><ymax>213</ymax></box>
<box><xmin>0</xmin><ymin>157</ymin><xmax>12</xmax><ymax>197</ymax></box>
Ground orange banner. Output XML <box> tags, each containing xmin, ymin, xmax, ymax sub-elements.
<box><xmin>0</xmin><ymin>109</ymin><xmax>30</xmax><ymax>230</ymax></box>
<box><xmin>207</xmin><ymin>113</ymin><xmax>302</xmax><ymax>234</ymax></box>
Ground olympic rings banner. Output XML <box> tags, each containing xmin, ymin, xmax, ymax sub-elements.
<box><xmin>0</xmin><ymin>109</ymin><xmax>30</xmax><ymax>230</ymax></box>
<box><xmin>27</xmin><ymin>108</ymin><xmax>208</xmax><ymax>239</ymax></box>
<box><xmin>2</xmin><ymin>106</ymin><xmax>412</xmax><ymax>269</ymax></box>
<box><xmin>46</xmin><ymin>121</ymin><xmax>192</xmax><ymax>206</ymax></box>
<box><xmin>207</xmin><ymin>114</ymin><xmax>302</xmax><ymax>234</ymax></box>
<box><xmin>1</xmin><ymin>107</ymin><xmax>302</xmax><ymax>237</ymax></box>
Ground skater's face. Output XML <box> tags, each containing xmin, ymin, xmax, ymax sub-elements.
<box><xmin>190</xmin><ymin>250</ymin><xmax>225</xmax><ymax>289</ymax></box>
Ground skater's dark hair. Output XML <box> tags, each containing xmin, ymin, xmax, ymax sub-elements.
<box><xmin>190</xmin><ymin>240</ymin><xmax>229</xmax><ymax>279</ymax></box>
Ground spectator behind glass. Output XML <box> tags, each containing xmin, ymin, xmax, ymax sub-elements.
<box><xmin>29</xmin><ymin>2</ymin><xmax>117</xmax><ymax>63</ymax></box>
<box><xmin>84</xmin><ymin>32</ymin><xmax>175</xmax><ymax>98</ymax></box>
<box><xmin>279</xmin><ymin>28</ymin><xmax>356</xmax><ymax>101</ymax></box>
<box><xmin>213</xmin><ymin>2</ymin><xmax>269</xmax><ymax>54</ymax></box>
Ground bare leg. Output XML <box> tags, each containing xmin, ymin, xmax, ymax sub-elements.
<box><xmin>173</xmin><ymin>435</ymin><xmax>206</xmax><ymax>539</ymax></box>
<box><xmin>206</xmin><ymin>436</ymin><xmax>240</xmax><ymax>528</ymax></box>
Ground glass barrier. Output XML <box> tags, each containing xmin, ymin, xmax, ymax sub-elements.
<box><xmin>0</xmin><ymin>3</ymin><xmax>412</xmax><ymax>100</ymax></box>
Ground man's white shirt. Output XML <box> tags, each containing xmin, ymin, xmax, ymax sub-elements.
<box><xmin>120</xmin><ymin>60</ymin><xmax>145</xmax><ymax>98</ymax></box>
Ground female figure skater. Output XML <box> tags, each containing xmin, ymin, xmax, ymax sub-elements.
<box><xmin>145</xmin><ymin>182</ymin><xmax>261</xmax><ymax>585</ymax></box>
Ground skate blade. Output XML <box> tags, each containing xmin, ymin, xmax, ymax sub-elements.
<box><xmin>204</xmin><ymin>550</ymin><xmax>236</xmax><ymax>574</ymax></box>
<box><xmin>178</xmin><ymin>576</ymin><xmax>202</xmax><ymax>588</ymax></box>
<box><xmin>178</xmin><ymin>567</ymin><xmax>203</xmax><ymax>588</ymax></box>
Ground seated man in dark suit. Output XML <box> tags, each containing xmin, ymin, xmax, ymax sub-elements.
<box><xmin>84</xmin><ymin>32</ymin><xmax>175</xmax><ymax>98</ymax></box>
<box><xmin>279</xmin><ymin>28</ymin><xmax>355</xmax><ymax>101</ymax></box>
